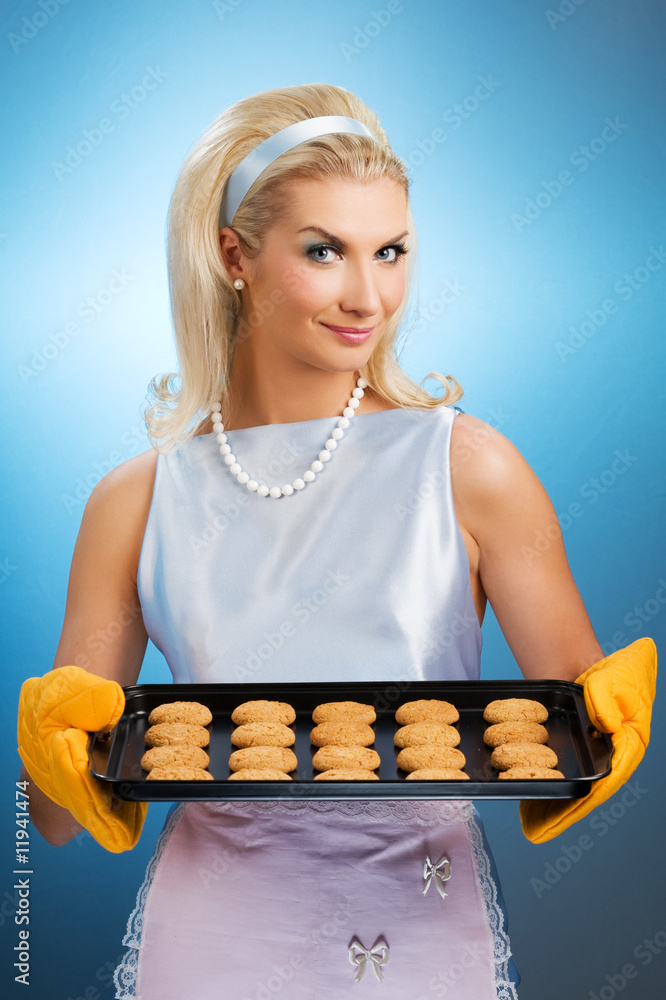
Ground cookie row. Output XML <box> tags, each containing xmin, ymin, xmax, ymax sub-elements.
<box><xmin>391</xmin><ymin>700</ymin><xmax>468</xmax><ymax>780</ymax></box>
<box><xmin>310</xmin><ymin>702</ymin><xmax>379</xmax><ymax>780</ymax></box>
<box><xmin>143</xmin><ymin>703</ymin><xmax>214</xmax><ymax>780</ymax></box>
<box><xmin>482</xmin><ymin>700</ymin><xmax>564</xmax><ymax>780</ymax></box>
<box><xmin>228</xmin><ymin>701</ymin><xmax>296</xmax><ymax>781</ymax></box>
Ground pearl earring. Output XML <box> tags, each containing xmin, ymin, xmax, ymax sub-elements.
<box><xmin>233</xmin><ymin>278</ymin><xmax>245</xmax><ymax>290</ymax></box>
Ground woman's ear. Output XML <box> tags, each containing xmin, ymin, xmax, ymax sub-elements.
<box><xmin>219</xmin><ymin>227</ymin><xmax>248</xmax><ymax>283</ymax></box>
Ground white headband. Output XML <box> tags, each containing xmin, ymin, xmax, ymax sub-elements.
<box><xmin>219</xmin><ymin>115</ymin><xmax>377</xmax><ymax>228</ymax></box>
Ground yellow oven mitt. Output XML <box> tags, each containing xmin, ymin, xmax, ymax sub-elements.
<box><xmin>520</xmin><ymin>637</ymin><xmax>657</xmax><ymax>844</ymax></box>
<box><xmin>17</xmin><ymin>665</ymin><xmax>147</xmax><ymax>853</ymax></box>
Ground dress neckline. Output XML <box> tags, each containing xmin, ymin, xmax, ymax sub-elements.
<box><xmin>210</xmin><ymin>405</ymin><xmax>412</xmax><ymax>435</ymax></box>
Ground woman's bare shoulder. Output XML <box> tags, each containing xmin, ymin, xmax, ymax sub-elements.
<box><xmin>449</xmin><ymin>412</ymin><xmax>543</xmax><ymax>528</ymax></box>
<box><xmin>79</xmin><ymin>449</ymin><xmax>158</xmax><ymax>563</ymax></box>
<box><xmin>450</xmin><ymin>411</ymin><xmax>528</xmax><ymax>485</ymax></box>
<box><xmin>90</xmin><ymin>447</ymin><xmax>158</xmax><ymax>503</ymax></box>
<box><xmin>55</xmin><ymin>448</ymin><xmax>159</xmax><ymax>684</ymax></box>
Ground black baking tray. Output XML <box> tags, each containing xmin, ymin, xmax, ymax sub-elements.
<box><xmin>88</xmin><ymin>680</ymin><xmax>613</xmax><ymax>801</ymax></box>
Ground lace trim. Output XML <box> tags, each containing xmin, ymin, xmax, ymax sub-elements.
<box><xmin>192</xmin><ymin>795</ymin><xmax>478</xmax><ymax>825</ymax></box>
<box><xmin>113</xmin><ymin>803</ymin><xmax>186</xmax><ymax>999</ymax></box>
<box><xmin>466</xmin><ymin>810</ymin><xmax>519</xmax><ymax>1000</ymax></box>
<box><xmin>113</xmin><ymin>799</ymin><xmax>518</xmax><ymax>999</ymax></box>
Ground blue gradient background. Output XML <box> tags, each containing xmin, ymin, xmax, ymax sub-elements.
<box><xmin>2</xmin><ymin>1</ymin><xmax>665</xmax><ymax>998</ymax></box>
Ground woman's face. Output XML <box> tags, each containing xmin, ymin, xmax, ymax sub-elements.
<box><xmin>228</xmin><ymin>175</ymin><xmax>409</xmax><ymax>374</ymax></box>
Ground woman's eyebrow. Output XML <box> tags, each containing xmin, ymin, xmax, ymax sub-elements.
<box><xmin>297</xmin><ymin>226</ymin><xmax>409</xmax><ymax>249</ymax></box>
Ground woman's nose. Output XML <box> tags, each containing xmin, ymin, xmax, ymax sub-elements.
<box><xmin>339</xmin><ymin>262</ymin><xmax>381</xmax><ymax>317</ymax></box>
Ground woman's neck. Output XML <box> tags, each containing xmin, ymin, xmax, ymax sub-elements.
<box><xmin>223</xmin><ymin>369</ymin><xmax>358</xmax><ymax>430</ymax></box>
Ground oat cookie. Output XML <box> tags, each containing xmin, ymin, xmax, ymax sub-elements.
<box><xmin>146</xmin><ymin>766</ymin><xmax>213</xmax><ymax>780</ymax></box>
<box><xmin>490</xmin><ymin>743</ymin><xmax>558</xmax><ymax>771</ymax></box>
<box><xmin>396</xmin><ymin>746</ymin><xmax>466</xmax><ymax>772</ymax></box>
<box><xmin>148</xmin><ymin>701</ymin><xmax>213</xmax><ymax>727</ymax></box>
<box><xmin>393</xmin><ymin>722</ymin><xmax>460</xmax><ymax>749</ymax></box>
<box><xmin>311</xmin><ymin>702</ymin><xmax>376</xmax><ymax>724</ymax></box>
<box><xmin>141</xmin><ymin>745</ymin><xmax>210</xmax><ymax>772</ymax></box>
<box><xmin>483</xmin><ymin>721</ymin><xmax>548</xmax><ymax>748</ymax></box>
<box><xmin>231</xmin><ymin>700</ymin><xmax>296</xmax><ymax>726</ymax></box>
<box><xmin>312</xmin><ymin>746</ymin><xmax>380</xmax><ymax>772</ymax></box>
<box><xmin>144</xmin><ymin>722</ymin><xmax>210</xmax><ymax>748</ymax></box>
<box><xmin>395</xmin><ymin>700</ymin><xmax>459</xmax><ymax>726</ymax></box>
<box><xmin>499</xmin><ymin>766</ymin><xmax>564</xmax><ymax>780</ymax></box>
<box><xmin>406</xmin><ymin>768</ymin><xmax>470</xmax><ymax>780</ymax></box>
<box><xmin>310</xmin><ymin>722</ymin><xmax>375</xmax><ymax>747</ymax></box>
<box><xmin>231</xmin><ymin>722</ymin><xmax>295</xmax><ymax>748</ymax></box>
<box><xmin>227</xmin><ymin>768</ymin><xmax>292</xmax><ymax>781</ymax></box>
<box><xmin>228</xmin><ymin>747</ymin><xmax>298</xmax><ymax>773</ymax></box>
<box><xmin>483</xmin><ymin>698</ymin><xmax>548</xmax><ymax>725</ymax></box>
<box><xmin>313</xmin><ymin>769</ymin><xmax>380</xmax><ymax>781</ymax></box>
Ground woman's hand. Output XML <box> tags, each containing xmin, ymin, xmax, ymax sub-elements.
<box><xmin>17</xmin><ymin>665</ymin><xmax>147</xmax><ymax>852</ymax></box>
<box><xmin>520</xmin><ymin>637</ymin><xmax>657</xmax><ymax>842</ymax></box>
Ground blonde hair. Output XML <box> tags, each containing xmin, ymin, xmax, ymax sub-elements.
<box><xmin>146</xmin><ymin>82</ymin><xmax>462</xmax><ymax>450</ymax></box>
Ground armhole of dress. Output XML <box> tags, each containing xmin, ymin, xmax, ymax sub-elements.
<box><xmin>136</xmin><ymin>450</ymin><xmax>162</xmax><ymax>615</ymax></box>
<box><xmin>445</xmin><ymin>407</ymin><xmax>483</xmax><ymax>669</ymax></box>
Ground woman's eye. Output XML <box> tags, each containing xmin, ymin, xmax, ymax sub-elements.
<box><xmin>376</xmin><ymin>244</ymin><xmax>407</xmax><ymax>263</ymax></box>
<box><xmin>306</xmin><ymin>244</ymin><xmax>340</xmax><ymax>264</ymax></box>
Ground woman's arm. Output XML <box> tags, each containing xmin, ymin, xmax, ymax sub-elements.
<box><xmin>451</xmin><ymin>414</ymin><xmax>603</xmax><ymax>681</ymax></box>
<box><xmin>23</xmin><ymin>449</ymin><xmax>157</xmax><ymax>845</ymax></box>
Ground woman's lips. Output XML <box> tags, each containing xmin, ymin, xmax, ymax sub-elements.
<box><xmin>322</xmin><ymin>323</ymin><xmax>375</xmax><ymax>344</ymax></box>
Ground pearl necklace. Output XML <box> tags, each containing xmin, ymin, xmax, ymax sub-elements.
<box><xmin>211</xmin><ymin>377</ymin><xmax>367</xmax><ymax>498</ymax></box>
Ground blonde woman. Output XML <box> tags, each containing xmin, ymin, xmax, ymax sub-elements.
<box><xmin>19</xmin><ymin>83</ymin><xmax>652</xmax><ymax>999</ymax></box>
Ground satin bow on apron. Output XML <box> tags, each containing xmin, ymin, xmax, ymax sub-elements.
<box><xmin>348</xmin><ymin>936</ymin><xmax>390</xmax><ymax>982</ymax></box>
<box><xmin>423</xmin><ymin>852</ymin><xmax>452</xmax><ymax>899</ymax></box>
